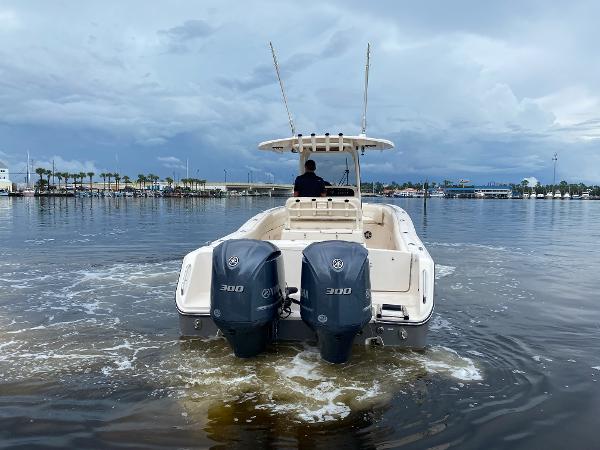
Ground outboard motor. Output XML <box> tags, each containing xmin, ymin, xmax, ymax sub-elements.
<box><xmin>211</xmin><ymin>239</ymin><xmax>284</xmax><ymax>358</ymax></box>
<box><xmin>300</xmin><ymin>241</ymin><xmax>372</xmax><ymax>363</ymax></box>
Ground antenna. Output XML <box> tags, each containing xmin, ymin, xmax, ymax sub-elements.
<box><xmin>270</xmin><ymin>42</ymin><xmax>296</xmax><ymax>136</ymax></box>
<box><xmin>360</xmin><ymin>43</ymin><xmax>371</xmax><ymax>136</ymax></box>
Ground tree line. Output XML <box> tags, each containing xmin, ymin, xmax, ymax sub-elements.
<box><xmin>361</xmin><ymin>179</ymin><xmax>600</xmax><ymax>196</ymax></box>
<box><xmin>33</xmin><ymin>167</ymin><xmax>207</xmax><ymax>192</ymax></box>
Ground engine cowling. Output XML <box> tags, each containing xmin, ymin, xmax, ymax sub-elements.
<box><xmin>300</xmin><ymin>241</ymin><xmax>372</xmax><ymax>363</ymax></box>
<box><xmin>210</xmin><ymin>239</ymin><xmax>284</xmax><ymax>357</ymax></box>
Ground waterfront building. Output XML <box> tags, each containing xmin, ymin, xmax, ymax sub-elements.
<box><xmin>444</xmin><ymin>185</ymin><xmax>513</xmax><ymax>199</ymax></box>
<box><xmin>0</xmin><ymin>161</ymin><xmax>12</xmax><ymax>192</ymax></box>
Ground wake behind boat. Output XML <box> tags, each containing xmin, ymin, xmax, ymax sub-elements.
<box><xmin>175</xmin><ymin>44</ymin><xmax>434</xmax><ymax>364</ymax></box>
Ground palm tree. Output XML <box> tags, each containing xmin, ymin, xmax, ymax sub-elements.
<box><xmin>43</xmin><ymin>169</ymin><xmax>52</xmax><ymax>191</ymax></box>
<box><xmin>62</xmin><ymin>173</ymin><xmax>69</xmax><ymax>191</ymax></box>
<box><xmin>35</xmin><ymin>167</ymin><xmax>46</xmax><ymax>191</ymax></box>
<box><xmin>87</xmin><ymin>172</ymin><xmax>95</xmax><ymax>192</ymax></box>
<box><xmin>559</xmin><ymin>180</ymin><xmax>568</xmax><ymax>195</ymax></box>
<box><xmin>100</xmin><ymin>172</ymin><xmax>107</xmax><ymax>190</ymax></box>
<box><xmin>137</xmin><ymin>174</ymin><xmax>146</xmax><ymax>190</ymax></box>
<box><xmin>123</xmin><ymin>175</ymin><xmax>131</xmax><ymax>190</ymax></box>
<box><xmin>55</xmin><ymin>172</ymin><xmax>63</xmax><ymax>191</ymax></box>
<box><xmin>77</xmin><ymin>172</ymin><xmax>85</xmax><ymax>191</ymax></box>
<box><xmin>521</xmin><ymin>179</ymin><xmax>529</xmax><ymax>195</ymax></box>
<box><xmin>165</xmin><ymin>177</ymin><xmax>173</xmax><ymax>188</ymax></box>
<box><xmin>147</xmin><ymin>173</ymin><xmax>158</xmax><ymax>191</ymax></box>
<box><xmin>106</xmin><ymin>172</ymin><xmax>113</xmax><ymax>191</ymax></box>
<box><xmin>114</xmin><ymin>173</ymin><xmax>121</xmax><ymax>191</ymax></box>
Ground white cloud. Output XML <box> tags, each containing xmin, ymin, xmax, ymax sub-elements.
<box><xmin>157</xmin><ymin>156</ymin><xmax>186</xmax><ymax>170</ymax></box>
<box><xmin>0</xmin><ymin>9</ymin><xmax>19</xmax><ymax>30</ymax></box>
<box><xmin>522</xmin><ymin>176</ymin><xmax>539</xmax><ymax>186</ymax></box>
<box><xmin>32</xmin><ymin>156</ymin><xmax>101</xmax><ymax>174</ymax></box>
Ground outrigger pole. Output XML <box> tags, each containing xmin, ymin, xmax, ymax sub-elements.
<box><xmin>269</xmin><ymin>42</ymin><xmax>296</xmax><ymax>137</ymax></box>
<box><xmin>360</xmin><ymin>43</ymin><xmax>371</xmax><ymax>137</ymax></box>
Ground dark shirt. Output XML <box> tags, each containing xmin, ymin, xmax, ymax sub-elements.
<box><xmin>294</xmin><ymin>172</ymin><xmax>326</xmax><ymax>197</ymax></box>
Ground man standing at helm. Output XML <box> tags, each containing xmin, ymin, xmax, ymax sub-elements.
<box><xmin>293</xmin><ymin>159</ymin><xmax>327</xmax><ymax>197</ymax></box>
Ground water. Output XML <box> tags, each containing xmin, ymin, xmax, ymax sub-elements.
<box><xmin>1</xmin><ymin>196</ymin><xmax>599</xmax><ymax>449</ymax></box>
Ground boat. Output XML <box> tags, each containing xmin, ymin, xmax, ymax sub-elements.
<box><xmin>176</xmin><ymin>135</ymin><xmax>434</xmax><ymax>363</ymax></box>
<box><xmin>22</xmin><ymin>151</ymin><xmax>35</xmax><ymax>196</ymax></box>
<box><xmin>175</xmin><ymin>44</ymin><xmax>435</xmax><ymax>364</ymax></box>
<box><xmin>572</xmin><ymin>194</ymin><xmax>581</xmax><ymax>200</ymax></box>
<box><xmin>554</xmin><ymin>190</ymin><xmax>562</xmax><ymax>199</ymax></box>
<box><xmin>530</xmin><ymin>192</ymin><xmax>537</xmax><ymax>199</ymax></box>
<box><xmin>537</xmin><ymin>193</ymin><xmax>545</xmax><ymax>199</ymax></box>
<box><xmin>545</xmin><ymin>191</ymin><xmax>554</xmax><ymax>199</ymax></box>
<box><xmin>0</xmin><ymin>189</ymin><xmax>8</xmax><ymax>197</ymax></box>
<box><xmin>563</xmin><ymin>192</ymin><xmax>571</xmax><ymax>200</ymax></box>
<box><xmin>523</xmin><ymin>193</ymin><xmax>530</xmax><ymax>199</ymax></box>
<box><xmin>582</xmin><ymin>190</ymin><xmax>591</xmax><ymax>199</ymax></box>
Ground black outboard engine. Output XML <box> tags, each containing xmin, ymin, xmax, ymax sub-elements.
<box><xmin>211</xmin><ymin>239</ymin><xmax>284</xmax><ymax>358</ymax></box>
<box><xmin>300</xmin><ymin>241</ymin><xmax>372</xmax><ymax>363</ymax></box>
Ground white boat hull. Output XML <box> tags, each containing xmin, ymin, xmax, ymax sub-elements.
<box><xmin>176</xmin><ymin>202</ymin><xmax>434</xmax><ymax>349</ymax></box>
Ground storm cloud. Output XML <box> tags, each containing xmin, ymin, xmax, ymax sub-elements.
<box><xmin>0</xmin><ymin>0</ymin><xmax>598</xmax><ymax>184</ymax></box>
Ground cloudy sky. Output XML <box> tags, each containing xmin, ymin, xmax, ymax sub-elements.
<box><xmin>1</xmin><ymin>0</ymin><xmax>599</xmax><ymax>185</ymax></box>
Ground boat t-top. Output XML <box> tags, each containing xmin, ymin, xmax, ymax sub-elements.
<box><xmin>175</xmin><ymin>44</ymin><xmax>435</xmax><ymax>363</ymax></box>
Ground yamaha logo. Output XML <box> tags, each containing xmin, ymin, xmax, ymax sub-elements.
<box><xmin>227</xmin><ymin>256</ymin><xmax>239</xmax><ymax>268</ymax></box>
<box><xmin>331</xmin><ymin>258</ymin><xmax>344</xmax><ymax>271</ymax></box>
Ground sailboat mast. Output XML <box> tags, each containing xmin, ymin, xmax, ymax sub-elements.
<box><xmin>26</xmin><ymin>151</ymin><xmax>30</xmax><ymax>186</ymax></box>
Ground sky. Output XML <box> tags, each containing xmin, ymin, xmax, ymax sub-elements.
<box><xmin>0</xmin><ymin>0</ymin><xmax>599</xmax><ymax>185</ymax></box>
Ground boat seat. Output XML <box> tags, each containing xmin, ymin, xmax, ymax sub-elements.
<box><xmin>284</xmin><ymin>197</ymin><xmax>362</xmax><ymax>230</ymax></box>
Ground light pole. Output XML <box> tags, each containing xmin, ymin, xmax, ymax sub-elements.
<box><xmin>552</xmin><ymin>153</ymin><xmax>558</xmax><ymax>186</ymax></box>
<box><xmin>224</xmin><ymin>169</ymin><xmax>227</xmax><ymax>183</ymax></box>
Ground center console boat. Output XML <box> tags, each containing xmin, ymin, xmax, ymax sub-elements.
<box><xmin>175</xmin><ymin>135</ymin><xmax>434</xmax><ymax>363</ymax></box>
<box><xmin>175</xmin><ymin>44</ymin><xmax>435</xmax><ymax>363</ymax></box>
